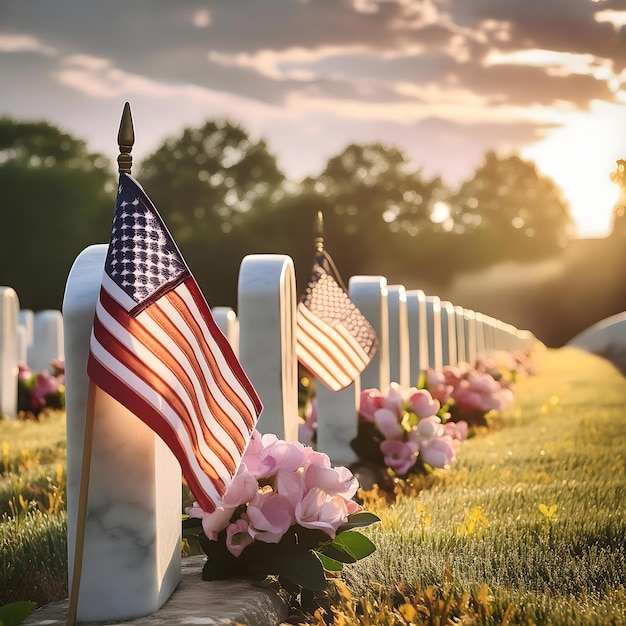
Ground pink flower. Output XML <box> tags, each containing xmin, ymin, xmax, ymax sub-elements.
<box><xmin>420</xmin><ymin>437</ymin><xmax>456</xmax><ymax>469</ymax></box>
<box><xmin>416</xmin><ymin>416</ymin><xmax>443</xmax><ymax>441</ymax></box>
<box><xmin>443</xmin><ymin>420</ymin><xmax>468</xmax><ymax>442</ymax></box>
<box><xmin>359</xmin><ymin>388</ymin><xmax>386</xmax><ymax>422</ymax></box>
<box><xmin>441</xmin><ymin>365</ymin><xmax>463</xmax><ymax>387</ymax></box>
<box><xmin>274</xmin><ymin>469</ymin><xmax>306</xmax><ymax>515</ymax></box>
<box><xmin>185</xmin><ymin>504</ymin><xmax>234</xmax><ymax>541</ymax></box>
<box><xmin>299</xmin><ymin>399</ymin><xmax>317</xmax><ymax>445</ymax></box>
<box><xmin>50</xmin><ymin>357</ymin><xmax>65</xmax><ymax>375</ymax></box>
<box><xmin>452</xmin><ymin>383</ymin><xmax>486</xmax><ymax>411</ymax></box>
<box><xmin>246</xmin><ymin>491</ymin><xmax>293</xmax><ymax>543</ymax></box>
<box><xmin>466</xmin><ymin>370</ymin><xmax>500</xmax><ymax>395</ymax></box>
<box><xmin>380</xmin><ymin>439</ymin><xmax>418</xmax><ymax>475</ymax></box>
<box><xmin>18</xmin><ymin>362</ymin><xmax>32</xmax><ymax>382</ymax></box>
<box><xmin>221</xmin><ymin>464</ymin><xmax>259</xmax><ymax>508</ymax></box>
<box><xmin>425</xmin><ymin>368</ymin><xmax>454</xmax><ymax>404</ymax></box>
<box><xmin>243</xmin><ymin>433</ymin><xmax>306</xmax><ymax>480</ymax></box>
<box><xmin>30</xmin><ymin>371</ymin><xmax>59</xmax><ymax>409</ymax></box>
<box><xmin>295</xmin><ymin>488</ymin><xmax>349</xmax><ymax>538</ymax></box>
<box><xmin>225</xmin><ymin>518</ymin><xmax>254</xmax><ymax>557</ymax></box>
<box><xmin>304</xmin><ymin>464</ymin><xmax>359</xmax><ymax>500</ymax></box>
<box><xmin>407</xmin><ymin>389</ymin><xmax>440</xmax><ymax>419</ymax></box>
<box><xmin>301</xmin><ymin>446</ymin><xmax>332</xmax><ymax>470</ymax></box>
<box><xmin>383</xmin><ymin>383</ymin><xmax>404</xmax><ymax>413</ymax></box>
<box><xmin>374</xmin><ymin>408</ymin><xmax>404</xmax><ymax>440</ymax></box>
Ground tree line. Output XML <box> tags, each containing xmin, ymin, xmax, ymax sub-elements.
<box><xmin>0</xmin><ymin>117</ymin><xmax>576</xmax><ymax>312</ymax></box>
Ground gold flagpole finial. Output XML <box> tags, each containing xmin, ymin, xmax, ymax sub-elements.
<box><xmin>117</xmin><ymin>102</ymin><xmax>135</xmax><ymax>175</ymax></box>
<box><xmin>314</xmin><ymin>210</ymin><xmax>324</xmax><ymax>251</ymax></box>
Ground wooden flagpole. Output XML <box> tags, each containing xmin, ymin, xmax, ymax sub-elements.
<box><xmin>66</xmin><ymin>103</ymin><xmax>134</xmax><ymax>626</ymax></box>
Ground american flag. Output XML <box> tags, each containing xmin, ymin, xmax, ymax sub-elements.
<box><xmin>87</xmin><ymin>174</ymin><xmax>262</xmax><ymax>513</ymax></box>
<box><xmin>296</xmin><ymin>248</ymin><xmax>378</xmax><ymax>391</ymax></box>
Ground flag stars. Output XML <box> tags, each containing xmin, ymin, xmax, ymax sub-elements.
<box><xmin>106</xmin><ymin>185</ymin><xmax>186</xmax><ymax>303</ymax></box>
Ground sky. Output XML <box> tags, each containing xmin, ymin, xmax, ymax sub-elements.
<box><xmin>1</xmin><ymin>0</ymin><xmax>626</xmax><ymax>238</ymax></box>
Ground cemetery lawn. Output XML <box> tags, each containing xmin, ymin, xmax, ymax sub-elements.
<box><xmin>1</xmin><ymin>347</ymin><xmax>625</xmax><ymax>625</ymax></box>
<box><xmin>341</xmin><ymin>346</ymin><xmax>626</xmax><ymax>625</ymax></box>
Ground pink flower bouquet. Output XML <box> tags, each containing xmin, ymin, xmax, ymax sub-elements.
<box><xmin>351</xmin><ymin>382</ymin><xmax>467</xmax><ymax>478</ymax></box>
<box><xmin>183</xmin><ymin>430</ymin><xmax>379</xmax><ymax>595</ymax></box>
<box><xmin>17</xmin><ymin>360</ymin><xmax>65</xmax><ymax>417</ymax></box>
<box><xmin>424</xmin><ymin>362</ymin><xmax>515</xmax><ymax>427</ymax></box>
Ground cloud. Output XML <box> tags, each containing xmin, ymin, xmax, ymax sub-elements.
<box><xmin>0</xmin><ymin>0</ymin><xmax>625</xmax><ymax>239</ymax></box>
<box><xmin>0</xmin><ymin>33</ymin><xmax>55</xmax><ymax>55</ymax></box>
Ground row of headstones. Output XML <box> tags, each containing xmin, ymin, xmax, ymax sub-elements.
<box><xmin>223</xmin><ymin>259</ymin><xmax>533</xmax><ymax>466</ymax></box>
<box><xmin>0</xmin><ymin>287</ymin><xmax>65</xmax><ymax>418</ymax></box>
<box><xmin>60</xmin><ymin>249</ymin><xmax>533</xmax><ymax>622</ymax></box>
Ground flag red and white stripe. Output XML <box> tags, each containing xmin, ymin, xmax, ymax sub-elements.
<box><xmin>296</xmin><ymin>249</ymin><xmax>378</xmax><ymax>391</ymax></box>
<box><xmin>87</xmin><ymin>174</ymin><xmax>262</xmax><ymax>513</ymax></box>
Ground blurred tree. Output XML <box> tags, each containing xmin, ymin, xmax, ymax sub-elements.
<box><xmin>137</xmin><ymin>120</ymin><xmax>286</xmax><ymax>306</ymax></box>
<box><xmin>138</xmin><ymin>120</ymin><xmax>284</xmax><ymax>245</ymax></box>
<box><xmin>0</xmin><ymin>118</ymin><xmax>115</xmax><ymax>311</ymax></box>
<box><xmin>449</xmin><ymin>151</ymin><xmax>574</xmax><ymax>258</ymax></box>
<box><xmin>302</xmin><ymin>143</ymin><xmax>451</xmax><ymax>281</ymax></box>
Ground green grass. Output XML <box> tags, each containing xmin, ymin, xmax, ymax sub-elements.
<box><xmin>1</xmin><ymin>347</ymin><xmax>625</xmax><ymax>624</ymax></box>
<box><xmin>342</xmin><ymin>346</ymin><xmax>626</xmax><ymax>624</ymax></box>
<box><xmin>0</xmin><ymin>411</ymin><xmax>67</xmax><ymax>605</ymax></box>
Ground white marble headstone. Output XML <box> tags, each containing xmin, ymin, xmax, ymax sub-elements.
<box><xmin>454</xmin><ymin>305</ymin><xmax>467</xmax><ymax>364</ymax></box>
<box><xmin>64</xmin><ymin>245</ymin><xmax>181</xmax><ymax>622</ymax></box>
<box><xmin>387</xmin><ymin>285</ymin><xmax>409</xmax><ymax>387</ymax></box>
<box><xmin>348</xmin><ymin>276</ymin><xmax>389</xmax><ymax>392</ymax></box>
<box><xmin>212</xmin><ymin>306</ymin><xmax>240</xmax><ymax>358</ymax></box>
<box><xmin>406</xmin><ymin>289</ymin><xmax>428</xmax><ymax>385</ymax></box>
<box><xmin>439</xmin><ymin>300</ymin><xmax>457</xmax><ymax>367</ymax></box>
<box><xmin>517</xmin><ymin>328</ymin><xmax>535</xmax><ymax>353</ymax></box>
<box><xmin>238</xmin><ymin>254</ymin><xmax>298</xmax><ymax>441</ymax></box>
<box><xmin>0</xmin><ymin>287</ymin><xmax>19</xmax><ymax>419</ymax></box>
<box><xmin>474</xmin><ymin>312</ymin><xmax>486</xmax><ymax>360</ymax></box>
<box><xmin>31</xmin><ymin>310</ymin><xmax>64</xmax><ymax>372</ymax></box>
<box><xmin>19</xmin><ymin>309</ymin><xmax>34</xmax><ymax>366</ymax></box>
<box><xmin>424</xmin><ymin>295</ymin><xmax>443</xmax><ymax>373</ymax></box>
<box><xmin>315</xmin><ymin>379</ymin><xmax>360</xmax><ymax>467</ymax></box>
<box><xmin>463</xmin><ymin>309</ymin><xmax>477</xmax><ymax>366</ymax></box>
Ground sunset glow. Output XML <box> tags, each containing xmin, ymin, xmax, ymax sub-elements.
<box><xmin>523</xmin><ymin>101</ymin><xmax>625</xmax><ymax>238</ymax></box>
<box><xmin>1</xmin><ymin>1</ymin><xmax>625</xmax><ymax>240</ymax></box>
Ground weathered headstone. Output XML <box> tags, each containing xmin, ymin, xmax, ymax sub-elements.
<box><xmin>238</xmin><ymin>254</ymin><xmax>298</xmax><ymax>441</ymax></box>
<box><xmin>387</xmin><ymin>285</ymin><xmax>409</xmax><ymax>387</ymax></box>
<box><xmin>406</xmin><ymin>289</ymin><xmax>428</xmax><ymax>385</ymax></box>
<box><xmin>424</xmin><ymin>295</ymin><xmax>443</xmax><ymax>373</ymax></box>
<box><xmin>31</xmin><ymin>310</ymin><xmax>64</xmax><ymax>372</ymax></box>
<box><xmin>439</xmin><ymin>300</ymin><xmax>457</xmax><ymax>367</ymax></box>
<box><xmin>64</xmin><ymin>245</ymin><xmax>181</xmax><ymax>622</ymax></box>
<box><xmin>0</xmin><ymin>287</ymin><xmax>19</xmax><ymax>419</ymax></box>
<box><xmin>349</xmin><ymin>276</ymin><xmax>390</xmax><ymax>391</ymax></box>
<box><xmin>212</xmin><ymin>307</ymin><xmax>240</xmax><ymax>358</ymax></box>
<box><xmin>454</xmin><ymin>305</ymin><xmax>467</xmax><ymax>364</ymax></box>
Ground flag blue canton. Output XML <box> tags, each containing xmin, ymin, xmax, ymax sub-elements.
<box><xmin>106</xmin><ymin>178</ymin><xmax>186</xmax><ymax>305</ymax></box>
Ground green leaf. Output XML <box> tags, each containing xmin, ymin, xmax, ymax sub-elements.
<box><xmin>276</xmin><ymin>550</ymin><xmax>328</xmax><ymax>591</ymax></box>
<box><xmin>337</xmin><ymin>511</ymin><xmax>380</xmax><ymax>532</ymax></box>
<box><xmin>332</xmin><ymin>531</ymin><xmax>376</xmax><ymax>560</ymax></box>
<box><xmin>317</xmin><ymin>552</ymin><xmax>344</xmax><ymax>572</ymax></box>
<box><xmin>319</xmin><ymin>542</ymin><xmax>357</xmax><ymax>564</ymax></box>
<box><xmin>0</xmin><ymin>602</ymin><xmax>37</xmax><ymax>626</ymax></box>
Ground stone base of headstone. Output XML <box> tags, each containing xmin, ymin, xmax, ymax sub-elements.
<box><xmin>23</xmin><ymin>556</ymin><xmax>288</xmax><ymax>626</ymax></box>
